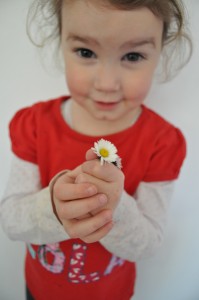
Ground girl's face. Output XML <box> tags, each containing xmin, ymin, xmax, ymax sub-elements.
<box><xmin>61</xmin><ymin>1</ymin><xmax>163</xmax><ymax>133</ymax></box>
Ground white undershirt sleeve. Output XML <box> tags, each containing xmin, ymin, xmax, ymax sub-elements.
<box><xmin>0</xmin><ymin>155</ymin><xmax>69</xmax><ymax>244</ymax></box>
<box><xmin>100</xmin><ymin>181</ymin><xmax>174</xmax><ymax>262</ymax></box>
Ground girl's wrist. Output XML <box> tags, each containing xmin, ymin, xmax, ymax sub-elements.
<box><xmin>49</xmin><ymin>170</ymin><xmax>70</xmax><ymax>224</ymax></box>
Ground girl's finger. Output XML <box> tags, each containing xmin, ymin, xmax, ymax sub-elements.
<box><xmin>82</xmin><ymin>159</ymin><xmax>124</xmax><ymax>182</ymax></box>
<box><xmin>64</xmin><ymin>209</ymin><xmax>112</xmax><ymax>239</ymax></box>
<box><xmin>81</xmin><ymin>221</ymin><xmax>114</xmax><ymax>243</ymax></box>
<box><xmin>54</xmin><ymin>182</ymin><xmax>97</xmax><ymax>201</ymax></box>
<box><xmin>85</xmin><ymin>148</ymin><xmax>98</xmax><ymax>161</ymax></box>
<box><xmin>75</xmin><ymin>172</ymin><xmax>106</xmax><ymax>190</ymax></box>
<box><xmin>58</xmin><ymin>193</ymin><xmax>108</xmax><ymax>220</ymax></box>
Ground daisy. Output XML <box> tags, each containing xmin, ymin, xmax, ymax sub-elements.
<box><xmin>91</xmin><ymin>139</ymin><xmax>122</xmax><ymax>168</ymax></box>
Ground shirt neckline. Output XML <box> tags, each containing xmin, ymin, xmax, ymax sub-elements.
<box><xmin>55</xmin><ymin>95</ymin><xmax>148</xmax><ymax>142</ymax></box>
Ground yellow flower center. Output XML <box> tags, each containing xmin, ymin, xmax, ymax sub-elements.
<box><xmin>99</xmin><ymin>148</ymin><xmax>109</xmax><ymax>158</ymax></box>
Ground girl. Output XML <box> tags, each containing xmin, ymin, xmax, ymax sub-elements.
<box><xmin>0</xmin><ymin>1</ymin><xmax>192</xmax><ymax>299</ymax></box>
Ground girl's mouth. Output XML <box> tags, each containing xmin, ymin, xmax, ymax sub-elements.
<box><xmin>94</xmin><ymin>101</ymin><xmax>119</xmax><ymax>110</ymax></box>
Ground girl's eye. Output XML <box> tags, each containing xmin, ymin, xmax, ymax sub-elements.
<box><xmin>75</xmin><ymin>48</ymin><xmax>96</xmax><ymax>59</ymax></box>
<box><xmin>123</xmin><ymin>52</ymin><xmax>144</xmax><ymax>62</ymax></box>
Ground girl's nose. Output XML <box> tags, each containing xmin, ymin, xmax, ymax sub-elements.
<box><xmin>94</xmin><ymin>64</ymin><xmax>120</xmax><ymax>93</ymax></box>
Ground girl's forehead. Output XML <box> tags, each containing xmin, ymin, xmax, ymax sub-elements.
<box><xmin>61</xmin><ymin>0</ymin><xmax>162</xmax><ymax>24</ymax></box>
<box><xmin>61</xmin><ymin>1</ymin><xmax>163</xmax><ymax>44</ymax></box>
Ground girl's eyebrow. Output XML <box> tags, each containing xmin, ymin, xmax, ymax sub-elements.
<box><xmin>66</xmin><ymin>33</ymin><xmax>156</xmax><ymax>48</ymax></box>
<box><xmin>66</xmin><ymin>34</ymin><xmax>100</xmax><ymax>46</ymax></box>
<box><xmin>121</xmin><ymin>38</ymin><xmax>156</xmax><ymax>49</ymax></box>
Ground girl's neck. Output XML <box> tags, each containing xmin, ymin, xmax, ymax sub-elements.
<box><xmin>68</xmin><ymin>100</ymin><xmax>142</xmax><ymax>136</ymax></box>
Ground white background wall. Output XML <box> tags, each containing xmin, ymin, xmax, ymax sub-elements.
<box><xmin>0</xmin><ymin>1</ymin><xmax>198</xmax><ymax>300</ymax></box>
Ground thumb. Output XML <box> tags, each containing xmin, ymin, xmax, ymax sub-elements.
<box><xmin>86</xmin><ymin>148</ymin><xmax>98</xmax><ymax>161</ymax></box>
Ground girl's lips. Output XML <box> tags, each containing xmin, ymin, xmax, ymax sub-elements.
<box><xmin>94</xmin><ymin>101</ymin><xmax>120</xmax><ymax>110</ymax></box>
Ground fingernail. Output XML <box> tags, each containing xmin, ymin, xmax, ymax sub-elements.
<box><xmin>87</xmin><ymin>186</ymin><xmax>97</xmax><ymax>195</ymax></box>
<box><xmin>99</xmin><ymin>194</ymin><xmax>107</xmax><ymax>205</ymax></box>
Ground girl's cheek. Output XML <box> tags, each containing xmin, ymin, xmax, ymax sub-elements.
<box><xmin>125</xmin><ymin>76</ymin><xmax>153</xmax><ymax>104</ymax></box>
<box><xmin>66</xmin><ymin>69</ymin><xmax>88</xmax><ymax>96</ymax></box>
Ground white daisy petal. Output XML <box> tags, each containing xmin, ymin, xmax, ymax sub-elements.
<box><xmin>91</xmin><ymin>139</ymin><xmax>122</xmax><ymax>168</ymax></box>
<box><xmin>115</xmin><ymin>156</ymin><xmax>122</xmax><ymax>169</ymax></box>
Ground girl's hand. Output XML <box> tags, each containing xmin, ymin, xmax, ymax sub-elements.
<box><xmin>76</xmin><ymin>148</ymin><xmax>125</xmax><ymax>214</ymax></box>
<box><xmin>52</xmin><ymin>165</ymin><xmax>114</xmax><ymax>243</ymax></box>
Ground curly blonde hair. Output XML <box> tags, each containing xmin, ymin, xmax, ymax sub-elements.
<box><xmin>27</xmin><ymin>0</ymin><xmax>192</xmax><ymax>80</ymax></box>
